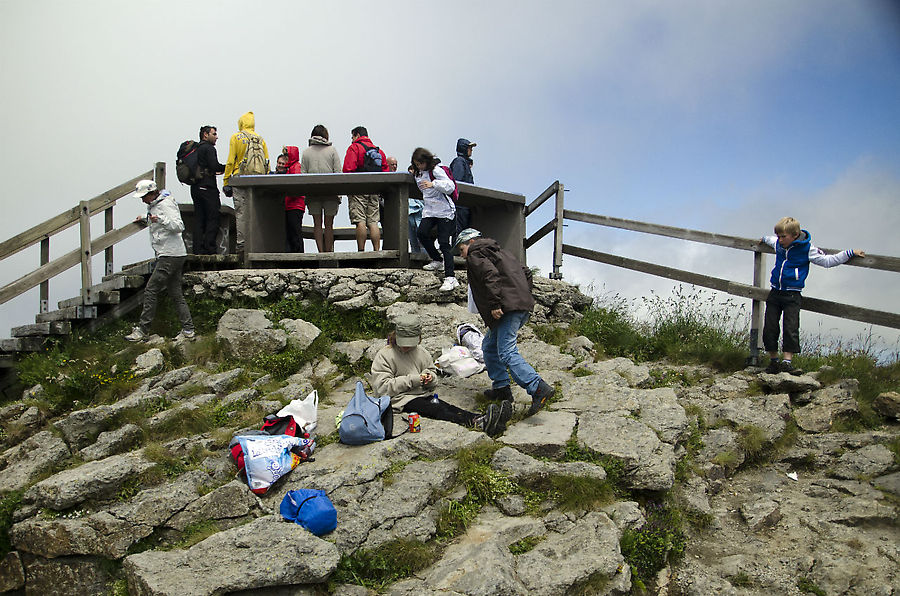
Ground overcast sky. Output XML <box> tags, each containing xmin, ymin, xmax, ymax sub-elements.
<box><xmin>1</xmin><ymin>0</ymin><xmax>898</xmax><ymax>355</ymax></box>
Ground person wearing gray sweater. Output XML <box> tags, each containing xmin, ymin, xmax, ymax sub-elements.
<box><xmin>301</xmin><ymin>124</ymin><xmax>343</xmax><ymax>252</ymax></box>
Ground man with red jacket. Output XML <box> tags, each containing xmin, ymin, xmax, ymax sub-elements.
<box><xmin>343</xmin><ymin>126</ymin><xmax>388</xmax><ymax>251</ymax></box>
<box><xmin>280</xmin><ymin>146</ymin><xmax>305</xmax><ymax>252</ymax></box>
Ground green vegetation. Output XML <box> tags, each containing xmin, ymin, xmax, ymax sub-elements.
<box><xmin>331</xmin><ymin>539</ymin><xmax>437</xmax><ymax>590</ymax></box>
<box><xmin>508</xmin><ymin>535</ymin><xmax>546</xmax><ymax>555</ymax></box>
<box><xmin>797</xmin><ymin>576</ymin><xmax>826</xmax><ymax>596</ymax></box>
<box><xmin>620</xmin><ymin>502</ymin><xmax>686</xmax><ymax>587</ymax></box>
<box><xmin>0</xmin><ymin>491</ymin><xmax>23</xmax><ymax>557</ymax></box>
<box><xmin>730</xmin><ymin>572</ymin><xmax>754</xmax><ymax>587</ymax></box>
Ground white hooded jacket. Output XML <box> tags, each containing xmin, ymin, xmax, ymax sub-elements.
<box><xmin>146</xmin><ymin>191</ymin><xmax>187</xmax><ymax>257</ymax></box>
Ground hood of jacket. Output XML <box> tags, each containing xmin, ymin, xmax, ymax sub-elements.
<box><xmin>284</xmin><ymin>145</ymin><xmax>300</xmax><ymax>169</ymax></box>
<box><xmin>309</xmin><ymin>135</ymin><xmax>332</xmax><ymax>146</ymax></box>
<box><xmin>237</xmin><ymin>111</ymin><xmax>256</xmax><ymax>132</ymax></box>
<box><xmin>456</xmin><ymin>138</ymin><xmax>474</xmax><ymax>158</ymax></box>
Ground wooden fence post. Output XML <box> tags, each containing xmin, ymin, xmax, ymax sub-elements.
<box><xmin>105</xmin><ymin>207</ymin><xmax>114</xmax><ymax>276</ymax></box>
<box><xmin>154</xmin><ymin>162</ymin><xmax>166</xmax><ymax>190</ymax></box>
<box><xmin>79</xmin><ymin>201</ymin><xmax>93</xmax><ymax>305</ymax></box>
<box><xmin>748</xmin><ymin>250</ymin><xmax>767</xmax><ymax>365</ymax></box>
<box><xmin>40</xmin><ymin>238</ymin><xmax>49</xmax><ymax>313</ymax></box>
<box><xmin>551</xmin><ymin>182</ymin><xmax>564</xmax><ymax>280</ymax></box>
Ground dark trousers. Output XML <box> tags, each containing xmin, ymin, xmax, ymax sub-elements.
<box><xmin>190</xmin><ymin>185</ymin><xmax>221</xmax><ymax>255</ymax></box>
<box><xmin>403</xmin><ymin>395</ymin><xmax>479</xmax><ymax>426</ymax></box>
<box><xmin>285</xmin><ymin>209</ymin><xmax>305</xmax><ymax>253</ymax></box>
<box><xmin>417</xmin><ymin>217</ymin><xmax>455</xmax><ymax>277</ymax></box>
<box><xmin>138</xmin><ymin>256</ymin><xmax>193</xmax><ymax>334</ymax></box>
<box><xmin>454</xmin><ymin>206</ymin><xmax>471</xmax><ymax>238</ymax></box>
<box><xmin>763</xmin><ymin>289</ymin><xmax>801</xmax><ymax>353</ymax></box>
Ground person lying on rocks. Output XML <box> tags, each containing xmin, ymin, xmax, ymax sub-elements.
<box><xmin>370</xmin><ymin>314</ymin><xmax>511</xmax><ymax>436</ymax></box>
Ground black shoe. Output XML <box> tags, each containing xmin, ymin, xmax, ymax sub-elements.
<box><xmin>496</xmin><ymin>400</ymin><xmax>513</xmax><ymax>435</ymax></box>
<box><xmin>481</xmin><ymin>403</ymin><xmax>501</xmax><ymax>435</ymax></box>
<box><xmin>779</xmin><ymin>360</ymin><xmax>803</xmax><ymax>375</ymax></box>
<box><xmin>529</xmin><ymin>380</ymin><xmax>554</xmax><ymax>416</ymax></box>
<box><xmin>483</xmin><ymin>386</ymin><xmax>513</xmax><ymax>401</ymax></box>
<box><xmin>764</xmin><ymin>359</ymin><xmax>780</xmax><ymax>374</ymax></box>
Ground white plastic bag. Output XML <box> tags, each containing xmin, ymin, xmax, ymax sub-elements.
<box><xmin>435</xmin><ymin>345</ymin><xmax>484</xmax><ymax>378</ymax></box>
<box><xmin>277</xmin><ymin>390</ymin><xmax>318</xmax><ymax>434</ymax></box>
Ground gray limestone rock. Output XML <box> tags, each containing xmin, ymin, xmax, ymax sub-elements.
<box><xmin>332</xmin><ymin>339</ymin><xmax>376</xmax><ymax>364</ymax></box>
<box><xmin>133</xmin><ymin>348</ymin><xmax>164</xmax><ymax>375</ymax></box>
<box><xmin>794</xmin><ymin>380</ymin><xmax>860</xmax><ymax>433</ymax></box>
<box><xmin>20</xmin><ymin>554</ymin><xmax>113</xmax><ymax>596</ymax></box>
<box><xmin>12</xmin><ymin>511</ymin><xmax>145</xmax><ymax>559</ymax></box>
<box><xmin>0</xmin><ymin>552</ymin><xmax>24</xmax><ymax>593</ymax></box>
<box><xmin>203</xmin><ymin>367</ymin><xmax>245</xmax><ymax>394</ymax></box>
<box><xmin>830</xmin><ymin>444</ymin><xmax>896</xmax><ymax>480</ymax></box>
<box><xmin>636</xmin><ymin>387</ymin><xmax>688</xmax><ymax>443</ymax></box>
<box><xmin>149</xmin><ymin>365</ymin><xmax>197</xmax><ymax>390</ymax></box>
<box><xmin>757</xmin><ymin>372</ymin><xmax>821</xmax><ymax>393</ymax></box>
<box><xmin>739</xmin><ymin>498</ymin><xmax>782</xmax><ymax>531</ymax></box>
<box><xmin>217</xmin><ymin>309</ymin><xmax>287</xmax><ymax>359</ymax></box>
<box><xmin>706</xmin><ymin>394</ymin><xmax>790</xmax><ymax>442</ymax></box>
<box><xmin>491</xmin><ymin>446</ymin><xmax>606</xmax><ymax>485</ymax></box>
<box><xmin>124</xmin><ymin>516</ymin><xmax>340</xmax><ymax>595</ymax></box>
<box><xmin>166</xmin><ymin>480</ymin><xmax>259</xmax><ymax>531</ymax></box>
<box><xmin>0</xmin><ymin>431</ymin><xmax>71</xmax><ymax>494</ymax></box>
<box><xmin>79</xmin><ymin>424</ymin><xmax>142</xmax><ymax>461</ymax></box>
<box><xmin>872</xmin><ymin>471</ymin><xmax>900</xmax><ymax>497</ymax></box>
<box><xmin>578</xmin><ymin>414</ymin><xmax>676</xmax><ymax>490</ymax></box>
<box><xmin>872</xmin><ymin>390</ymin><xmax>900</xmax><ymax>420</ymax></box>
<box><xmin>589</xmin><ymin>357</ymin><xmax>651</xmax><ymax>386</ymax></box>
<box><xmin>280</xmin><ymin>318</ymin><xmax>322</xmax><ymax>351</ymax></box>
<box><xmin>498</xmin><ymin>411</ymin><xmax>577</xmax><ymax>459</ymax></box>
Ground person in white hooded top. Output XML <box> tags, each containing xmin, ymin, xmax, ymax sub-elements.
<box><xmin>125</xmin><ymin>180</ymin><xmax>195</xmax><ymax>342</ymax></box>
<box><xmin>411</xmin><ymin>147</ymin><xmax>459</xmax><ymax>292</ymax></box>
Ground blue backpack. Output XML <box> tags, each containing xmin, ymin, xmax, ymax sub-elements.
<box><xmin>280</xmin><ymin>489</ymin><xmax>337</xmax><ymax>536</ymax></box>
<box><xmin>339</xmin><ymin>381</ymin><xmax>391</xmax><ymax>445</ymax></box>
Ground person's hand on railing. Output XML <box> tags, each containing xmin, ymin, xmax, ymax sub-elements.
<box><xmin>853</xmin><ymin>249</ymin><xmax>867</xmax><ymax>258</ymax></box>
<box><xmin>134</xmin><ymin>215</ymin><xmax>149</xmax><ymax>227</ymax></box>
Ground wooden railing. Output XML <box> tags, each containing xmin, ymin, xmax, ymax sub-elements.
<box><xmin>523</xmin><ymin>184</ymin><xmax>900</xmax><ymax>363</ymax></box>
<box><xmin>0</xmin><ymin>163</ymin><xmax>165</xmax><ymax>311</ymax></box>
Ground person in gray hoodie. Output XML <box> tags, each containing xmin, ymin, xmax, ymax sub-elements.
<box><xmin>301</xmin><ymin>124</ymin><xmax>343</xmax><ymax>252</ymax></box>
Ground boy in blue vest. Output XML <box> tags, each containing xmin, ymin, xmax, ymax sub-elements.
<box><xmin>761</xmin><ymin>217</ymin><xmax>865</xmax><ymax>374</ymax></box>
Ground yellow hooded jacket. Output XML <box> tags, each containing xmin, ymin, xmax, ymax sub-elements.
<box><xmin>223</xmin><ymin>111</ymin><xmax>270</xmax><ymax>186</ymax></box>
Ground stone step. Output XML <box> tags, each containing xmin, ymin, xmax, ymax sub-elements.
<box><xmin>0</xmin><ymin>336</ymin><xmax>46</xmax><ymax>352</ymax></box>
<box><xmin>35</xmin><ymin>306</ymin><xmax>98</xmax><ymax>323</ymax></box>
<box><xmin>11</xmin><ymin>321</ymin><xmax>71</xmax><ymax>337</ymax></box>
<box><xmin>58</xmin><ymin>291</ymin><xmax>120</xmax><ymax>309</ymax></box>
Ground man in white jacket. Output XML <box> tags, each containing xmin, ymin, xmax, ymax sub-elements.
<box><xmin>125</xmin><ymin>180</ymin><xmax>195</xmax><ymax>341</ymax></box>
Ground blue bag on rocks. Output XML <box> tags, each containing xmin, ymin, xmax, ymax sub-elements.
<box><xmin>279</xmin><ymin>489</ymin><xmax>337</xmax><ymax>536</ymax></box>
<box><xmin>339</xmin><ymin>381</ymin><xmax>391</xmax><ymax>445</ymax></box>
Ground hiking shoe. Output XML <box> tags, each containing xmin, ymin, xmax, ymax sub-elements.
<box><xmin>478</xmin><ymin>403</ymin><xmax>502</xmax><ymax>435</ymax></box>
<box><xmin>125</xmin><ymin>327</ymin><xmax>147</xmax><ymax>342</ymax></box>
<box><xmin>439</xmin><ymin>277</ymin><xmax>460</xmax><ymax>292</ymax></box>
<box><xmin>528</xmin><ymin>380</ymin><xmax>554</xmax><ymax>416</ymax></box>
<box><xmin>483</xmin><ymin>385</ymin><xmax>513</xmax><ymax>401</ymax></box>
<box><xmin>779</xmin><ymin>360</ymin><xmax>803</xmax><ymax>375</ymax></box>
<box><xmin>176</xmin><ymin>329</ymin><xmax>196</xmax><ymax>340</ymax></box>
<box><xmin>496</xmin><ymin>400</ymin><xmax>513</xmax><ymax>434</ymax></box>
<box><xmin>764</xmin><ymin>359</ymin><xmax>780</xmax><ymax>374</ymax></box>
<box><xmin>423</xmin><ymin>260</ymin><xmax>443</xmax><ymax>271</ymax></box>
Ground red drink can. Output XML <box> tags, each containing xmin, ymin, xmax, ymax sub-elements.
<box><xmin>408</xmin><ymin>413</ymin><xmax>421</xmax><ymax>433</ymax></box>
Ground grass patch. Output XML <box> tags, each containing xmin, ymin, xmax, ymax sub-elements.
<box><xmin>534</xmin><ymin>324</ymin><xmax>571</xmax><ymax>347</ymax></box>
<box><xmin>736</xmin><ymin>424</ymin><xmax>768</xmax><ymax>464</ymax></box>
<box><xmin>620</xmin><ymin>502</ymin><xmax>686</xmax><ymax>587</ymax></box>
<box><xmin>797</xmin><ymin>576</ymin><xmax>826</xmax><ymax>596</ymax></box>
<box><xmin>0</xmin><ymin>491</ymin><xmax>23</xmax><ymax>557</ymax></box>
<box><xmin>330</xmin><ymin>539</ymin><xmax>437</xmax><ymax>590</ymax></box>
<box><xmin>571</xmin><ymin>366</ymin><xmax>593</xmax><ymax>377</ymax></box>
<box><xmin>172</xmin><ymin>520</ymin><xmax>220</xmax><ymax>550</ymax></box>
<box><xmin>381</xmin><ymin>461</ymin><xmax>409</xmax><ymax>487</ymax></box>
<box><xmin>267</xmin><ymin>296</ymin><xmax>388</xmax><ymax>341</ymax></box>
<box><xmin>730</xmin><ymin>572</ymin><xmax>754</xmax><ymax>587</ymax></box>
<box><xmin>508</xmin><ymin>535</ymin><xmax>546</xmax><ymax>555</ymax></box>
<box><xmin>547</xmin><ymin>474</ymin><xmax>616</xmax><ymax>511</ymax></box>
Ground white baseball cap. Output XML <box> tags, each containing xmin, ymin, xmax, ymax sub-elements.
<box><xmin>132</xmin><ymin>180</ymin><xmax>158</xmax><ymax>198</ymax></box>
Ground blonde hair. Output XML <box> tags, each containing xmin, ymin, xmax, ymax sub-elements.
<box><xmin>774</xmin><ymin>216</ymin><xmax>800</xmax><ymax>237</ymax></box>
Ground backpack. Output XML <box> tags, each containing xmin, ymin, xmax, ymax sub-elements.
<box><xmin>338</xmin><ymin>381</ymin><xmax>391</xmax><ymax>445</ymax></box>
<box><xmin>175</xmin><ymin>140</ymin><xmax>202</xmax><ymax>185</ymax></box>
<box><xmin>354</xmin><ymin>140</ymin><xmax>384</xmax><ymax>172</ymax></box>
<box><xmin>428</xmin><ymin>165</ymin><xmax>459</xmax><ymax>202</ymax></box>
<box><xmin>238</xmin><ymin>132</ymin><xmax>268</xmax><ymax>175</ymax></box>
<box><xmin>280</xmin><ymin>489</ymin><xmax>337</xmax><ymax>536</ymax></box>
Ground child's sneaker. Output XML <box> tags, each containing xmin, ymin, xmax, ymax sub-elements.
<box><xmin>423</xmin><ymin>260</ymin><xmax>443</xmax><ymax>271</ymax></box>
<box><xmin>439</xmin><ymin>277</ymin><xmax>460</xmax><ymax>292</ymax></box>
<box><xmin>176</xmin><ymin>329</ymin><xmax>196</xmax><ymax>340</ymax></box>
<box><xmin>778</xmin><ymin>360</ymin><xmax>803</xmax><ymax>375</ymax></box>
<box><xmin>125</xmin><ymin>327</ymin><xmax>147</xmax><ymax>342</ymax></box>
<box><xmin>764</xmin><ymin>359</ymin><xmax>780</xmax><ymax>374</ymax></box>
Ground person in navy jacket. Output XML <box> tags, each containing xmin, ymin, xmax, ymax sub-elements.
<box><xmin>760</xmin><ymin>216</ymin><xmax>865</xmax><ymax>374</ymax></box>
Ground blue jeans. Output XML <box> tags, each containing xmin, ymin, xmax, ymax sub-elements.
<box><xmin>408</xmin><ymin>210</ymin><xmax>426</xmax><ymax>254</ymax></box>
<box><xmin>481</xmin><ymin>311</ymin><xmax>540</xmax><ymax>395</ymax></box>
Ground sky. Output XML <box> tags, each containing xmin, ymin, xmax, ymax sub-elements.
<box><xmin>1</xmin><ymin>0</ymin><xmax>899</xmax><ymax>356</ymax></box>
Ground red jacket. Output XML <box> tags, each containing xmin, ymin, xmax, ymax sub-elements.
<box><xmin>342</xmin><ymin>136</ymin><xmax>389</xmax><ymax>173</ymax></box>
<box><xmin>283</xmin><ymin>146</ymin><xmax>305</xmax><ymax>211</ymax></box>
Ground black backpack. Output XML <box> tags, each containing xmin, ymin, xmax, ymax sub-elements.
<box><xmin>354</xmin><ymin>140</ymin><xmax>384</xmax><ymax>172</ymax></box>
<box><xmin>175</xmin><ymin>140</ymin><xmax>203</xmax><ymax>185</ymax></box>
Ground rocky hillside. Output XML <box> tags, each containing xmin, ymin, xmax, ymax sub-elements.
<box><xmin>0</xmin><ymin>269</ymin><xmax>897</xmax><ymax>596</ymax></box>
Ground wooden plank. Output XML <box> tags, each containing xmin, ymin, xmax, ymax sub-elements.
<box><xmin>0</xmin><ymin>170</ymin><xmax>152</xmax><ymax>261</ymax></box>
<box><xmin>525</xmin><ymin>181</ymin><xmax>559</xmax><ymax>216</ymax></box>
<box><xmin>563</xmin><ymin>210</ymin><xmax>900</xmax><ymax>273</ymax></box>
<box><xmin>40</xmin><ymin>237</ymin><xmax>49</xmax><ymax>313</ymax></box>
<box><xmin>524</xmin><ymin>219</ymin><xmax>556</xmax><ymax>249</ymax></box>
<box><xmin>0</xmin><ymin>337</ymin><xmax>46</xmax><ymax>353</ymax></box>
<box><xmin>11</xmin><ymin>321</ymin><xmax>71</xmax><ymax>337</ymax></box>
<box><xmin>88</xmin><ymin>275</ymin><xmax>146</xmax><ymax>294</ymax></box>
<box><xmin>58</xmin><ymin>291</ymin><xmax>120</xmax><ymax>309</ymax></box>
<box><xmin>562</xmin><ymin>244</ymin><xmax>900</xmax><ymax>330</ymax></box>
<box><xmin>247</xmin><ymin>250</ymin><xmax>400</xmax><ymax>262</ymax></box>
<box><xmin>35</xmin><ymin>306</ymin><xmax>97</xmax><ymax>323</ymax></box>
<box><xmin>79</xmin><ymin>201</ymin><xmax>93</xmax><ymax>304</ymax></box>
<box><xmin>84</xmin><ymin>289</ymin><xmax>145</xmax><ymax>333</ymax></box>
<box><xmin>551</xmin><ymin>183</ymin><xmax>565</xmax><ymax>280</ymax></box>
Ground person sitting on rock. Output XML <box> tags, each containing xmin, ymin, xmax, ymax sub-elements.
<box><xmin>370</xmin><ymin>314</ymin><xmax>511</xmax><ymax>436</ymax></box>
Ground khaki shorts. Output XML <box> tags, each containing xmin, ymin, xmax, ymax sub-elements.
<box><xmin>305</xmin><ymin>195</ymin><xmax>341</xmax><ymax>218</ymax></box>
<box><xmin>348</xmin><ymin>194</ymin><xmax>380</xmax><ymax>225</ymax></box>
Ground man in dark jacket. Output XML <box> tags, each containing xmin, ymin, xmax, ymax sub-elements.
<box><xmin>456</xmin><ymin>228</ymin><xmax>554</xmax><ymax>415</ymax></box>
<box><xmin>449</xmin><ymin>138</ymin><xmax>476</xmax><ymax>236</ymax></box>
<box><xmin>191</xmin><ymin>125</ymin><xmax>226</xmax><ymax>254</ymax></box>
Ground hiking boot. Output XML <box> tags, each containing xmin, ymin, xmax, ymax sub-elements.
<box><xmin>779</xmin><ymin>360</ymin><xmax>803</xmax><ymax>375</ymax></box>
<box><xmin>483</xmin><ymin>385</ymin><xmax>513</xmax><ymax>402</ymax></box>
<box><xmin>473</xmin><ymin>403</ymin><xmax>501</xmax><ymax>435</ymax></box>
<box><xmin>496</xmin><ymin>400</ymin><xmax>513</xmax><ymax>435</ymax></box>
<box><xmin>423</xmin><ymin>260</ymin><xmax>443</xmax><ymax>271</ymax></box>
<box><xmin>528</xmin><ymin>380</ymin><xmax>554</xmax><ymax>416</ymax></box>
<box><xmin>125</xmin><ymin>327</ymin><xmax>147</xmax><ymax>342</ymax></box>
<box><xmin>439</xmin><ymin>277</ymin><xmax>460</xmax><ymax>292</ymax></box>
<box><xmin>176</xmin><ymin>329</ymin><xmax>196</xmax><ymax>340</ymax></box>
<box><xmin>764</xmin><ymin>359</ymin><xmax>780</xmax><ymax>374</ymax></box>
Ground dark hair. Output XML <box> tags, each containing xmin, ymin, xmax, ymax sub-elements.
<box><xmin>311</xmin><ymin>124</ymin><xmax>329</xmax><ymax>140</ymax></box>
<box><xmin>351</xmin><ymin>126</ymin><xmax>368</xmax><ymax>138</ymax></box>
<box><xmin>410</xmin><ymin>147</ymin><xmax>440</xmax><ymax>175</ymax></box>
<box><xmin>199</xmin><ymin>125</ymin><xmax>216</xmax><ymax>140</ymax></box>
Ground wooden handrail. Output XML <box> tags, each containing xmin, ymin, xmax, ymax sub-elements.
<box><xmin>0</xmin><ymin>170</ymin><xmax>152</xmax><ymax>261</ymax></box>
<box><xmin>525</xmin><ymin>181</ymin><xmax>559</xmax><ymax>216</ymax></box>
